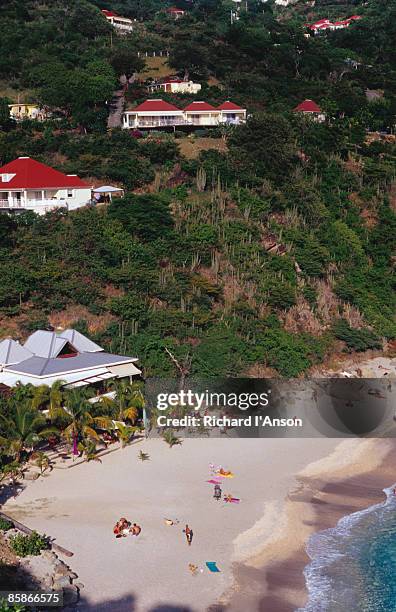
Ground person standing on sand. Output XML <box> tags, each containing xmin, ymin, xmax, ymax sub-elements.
<box><xmin>183</xmin><ymin>524</ymin><xmax>193</xmax><ymax>545</ymax></box>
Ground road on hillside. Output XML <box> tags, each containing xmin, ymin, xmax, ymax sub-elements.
<box><xmin>107</xmin><ymin>74</ymin><xmax>135</xmax><ymax>129</ymax></box>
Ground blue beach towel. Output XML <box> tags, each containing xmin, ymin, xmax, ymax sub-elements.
<box><xmin>206</xmin><ymin>562</ymin><xmax>220</xmax><ymax>572</ymax></box>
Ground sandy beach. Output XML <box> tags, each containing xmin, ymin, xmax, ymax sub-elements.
<box><xmin>1</xmin><ymin>437</ymin><xmax>347</xmax><ymax>612</ymax></box>
<box><xmin>225</xmin><ymin>437</ymin><xmax>396</xmax><ymax>612</ymax></box>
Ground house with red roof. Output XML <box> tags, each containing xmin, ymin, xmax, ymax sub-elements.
<box><xmin>307</xmin><ymin>15</ymin><xmax>361</xmax><ymax>34</ymax></box>
<box><xmin>101</xmin><ymin>9</ymin><xmax>134</xmax><ymax>32</ymax></box>
<box><xmin>294</xmin><ymin>100</ymin><xmax>326</xmax><ymax>122</ymax></box>
<box><xmin>147</xmin><ymin>76</ymin><xmax>202</xmax><ymax>95</ymax></box>
<box><xmin>0</xmin><ymin>157</ymin><xmax>92</xmax><ymax>215</ymax></box>
<box><xmin>123</xmin><ymin>99</ymin><xmax>184</xmax><ymax>129</ymax></box>
<box><xmin>218</xmin><ymin>101</ymin><xmax>247</xmax><ymax>125</ymax></box>
<box><xmin>166</xmin><ymin>7</ymin><xmax>186</xmax><ymax>19</ymax></box>
<box><xmin>122</xmin><ymin>99</ymin><xmax>247</xmax><ymax>130</ymax></box>
<box><xmin>183</xmin><ymin>101</ymin><xmax>219</xmax><ymax>126</ymax></box>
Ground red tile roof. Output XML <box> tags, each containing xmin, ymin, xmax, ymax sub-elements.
<box><xmin>294</xmin><ymin>99</ymin><xmax>322</xmax><ymax>113</ymax></box>
<box><xmin>184</xmin><ymin>101</ymin><xmax>217</xmax><ymax>111</ymax></box>
<box><xmin>133</xmin><ymin>99</ymin><xmax>181</xmax><ymax>112</ymax></box>
<box><xmin>308</xmin><ymin>15</ymin><xmax>361</xmax><ymax>29</ymax></box>
<box><xmin>311</xmin><ymin>22</ymin><xmax>331</xmax><ymax>29</ymax></box>
<box><xmin>0</xmin><ymin>157</ymin><xmax>89</xmax><ymax>190</ymax></box>
<box><xmin>218</xmin><ymin>101</ymin><xmax>244</xmax><ymax>111</ymax></box>
<box><xmin>162</xmin><ymin>76</ymin><xmax>184</xmax><ymax>84</ymax></box>
<box><xmin>102</xmin><ymin>9</ymin><xmax>118</xmax><ymax>17</ymax></box>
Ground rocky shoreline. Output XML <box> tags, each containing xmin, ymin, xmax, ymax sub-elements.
<box><xmin>2</xmin><ymin>528</ymin><xmax>82</xmax><ymax>607</ymax></box>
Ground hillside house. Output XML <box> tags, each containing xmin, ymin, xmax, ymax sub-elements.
<box><xmin>166</xmin><ymin>7</ymin><xmax>186</xmax><ymax>19</ymax></box>
<box><xmin>293</xmin><ymin>99</ymin><xmax>326</xmax><ymax>122</ymax></box>
<box><xmin>123</xmin><ymin>99</ymin><xmax>185</xmax><ymax>129</ymax></box>
<box><xmin>0</xmin><ymin>157</ymin><xmax>92</xmax><ymax>215</ymax></box>
<box><xmin>183</xmin><ymin>101</ymin><xmax>219</xmax><ymax>126</ymax></box>
<box><xmin>217</xmin><ymin>101</ymin><xmax>247</xmax><ymax>125</ymax></box>
<box><xmin>101</xmin><ymin>9</ymin><xmax>134</xmax><ymax>32</ymax></box>
<box><xmin>147</xmin><ymin>77</ymin><xmax>201</xmax><ymax>95</ymax></box>
<box><xmin>306</xmin><ymin>15</ymin><xmax>361</xmax><ymax>34</ymax></box>
<box><xmin>8</xmin><ymin>103</ymin><xmax>49</xmax><ymax>122</ymax></box>
<box><xmin>122</xmin><ymin>99</ymin><xmax>246</xmax><ymax>130</ymax></box>
<box><xmin>0</xmin><ymin>330</ymin><xmax>141</xmax><ymax>394</ymax></box>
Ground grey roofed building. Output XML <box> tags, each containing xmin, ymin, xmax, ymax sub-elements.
<box><xmin>0</xmin><ymin>329</ymin><xmax>141</xmax><ymax>389</ymax></box>
<box><xmin>60</xmin><ymin>329</ymin><xmax>103</xmax><ymax>353</ymax></box>
<box><xmin>4</xmin><ymin>351</ymin><xmax>137</xmax><ymax>378</ymax></box>
<box><xmin>23</xmin><ymin>329</ymin><xmax>103</xmax><ymax>359</ymax></box>
<box><xmin>0</xmin><ymin>339</ymin><xmax>33</xmax><ymax>366</ymax></box>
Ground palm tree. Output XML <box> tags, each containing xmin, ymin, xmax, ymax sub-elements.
<box><xmin>77</xmin><ymin>439</ymin><xmax>102</xmax><ymax>462</ymax></box>
<box><xmin>48</xmin><ymin>380</ymin><xmax>65</xmax><ymax>420</ymax></box>
<box><xmin>30</xmin><ymin>385</ymin><xmax>50</xmax><ymax>411</ymax></box>
<box><xmin>60</xmin><ymin>388</ymin><xmax>113</xmax><ymax>446</ymax></box>
<box><xmin>162</xmin><ymin>429</ymin><xmax>182</xmax><ymax>448</ymax></box>
<box><xmin>115</xmin><ymin>423</ymin><xmax>137</xmax><ymax>448</ymax></box>
<box><xmin>105</xmin><ymin>380</ymin><xmax>145</xmax><ymax>424</ymax></box>
<box><xmin>0</xmin><ymin>403</ymin><xmax>58</xmax><ymax>463</ymax></box>
<box><xmin>32</xmin><ymin>451</ymin><xmax>52</xmax><ymax>475</ymax></box>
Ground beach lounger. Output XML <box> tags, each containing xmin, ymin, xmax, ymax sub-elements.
<box><xmin>217</xmin><ymin>469</ymin><xmax>234</xmax><ymax>478</ymax></box>
<box><xmin>206</xmin><ymin>562</ymin><xmax>220</xmax><ymax>572</ymax></box>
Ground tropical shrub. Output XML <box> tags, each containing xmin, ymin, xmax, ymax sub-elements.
<box><xmin>10</xmin><ymin>531</ymin><xmax>49</xmax><ymax>557</ymax></box>
<box><xmin>333</xmin><ymin>320</ymin><xmax>382</xmax><ymax>352</ymax></box>
<box><xmin>0</xmin><ymin>518</ymin><xmax>13</xmax><ymax>531</ymax></box>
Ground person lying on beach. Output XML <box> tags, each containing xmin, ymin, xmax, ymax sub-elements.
<box><xmin>114</xmin><ymin>521</ymin><xmax>126</xmax><ymax>537</ymax></box>
<box><xmin>131</xmin><ymin>523</ymin><xmax>141</xmax><ymax>536</ymax></box>
<box><xmin>224</xmin><ymin>494</ymin><xmax>240</xmax><ymax>503</ymax></box>
<box><xmin>113</xmin><ymin>524</ymin><xmax>121</xmax><ymax>537</ymax></box>
<box><xmin>114</xmin><ymin>518</ymin><xmax>131</xmax><ymax>537</ymax></box>
<box><xmin>217</xmin><ymin>468</ymin><xmax>234</xmax><ymax>477</ymax></box>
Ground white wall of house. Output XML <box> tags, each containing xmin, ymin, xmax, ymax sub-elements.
<box><xmin>9</xmin><ymin>104</ymin><xmax>45</xmax><ymax>121</ymax></box>
<box><xmin>123</xmin><ymin>110</ymin><xmax>185</xmax><ymax>129</ymax></box>
<box><xmin>301</xmin><ymin>111</ymin><xmax>326</xmax><ymax>123</ymax></box>
<box><xmin>0</xmin><ymin>187</ymin><xmax>92</xmax><ymax>214</ymax></box>
<box><xmin>105</xmin><ymin>15</ymin><xmax>134</xmax><ymax>31</ymax></box>
<box><xmin>148</xmin><ymin>82</ymin><xmax>202</xmax><ymax>94</ymax></box>
<box><xmin>122</xmin><ymin>107</ymin><xmax>247</xmax><ymax>130</ymax></box>
<box><xmin>184</xmin><ymin>111</ymin><xmax>219</xmax><ymax>126</ymax></box>
<box><xmin>219</xmin><ymin>110</ymin><xmax>247</xmax><ymax>124</ymax></box>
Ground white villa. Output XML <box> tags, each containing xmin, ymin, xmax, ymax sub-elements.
<box><xmin>147</xmin><ymin>77</ymin><xmax>202</xmax><ymax>95</ymax></box>
<box><xmin>0</xmin><ymin>157</ymin><xmax>92</xmax><ymax>215</ymax></box>
<box><xmin>122</xmin><ymin>99</ymin><xmax>247</xmax><ymax>130</ymax></box>
<box><xmin>0</xmin><ymin>330</ymin><xmax>141</xmax><ymax>393</ymax></box>
<box><xmin>101</xmin><ymin>9</ymin><xmax>134</xmax><ymax>32</ymax></box>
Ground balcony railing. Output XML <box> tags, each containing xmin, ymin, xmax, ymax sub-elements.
<box><xmin>125</xmin><ymin>115</ymin><xmax>247</xmax><ymax>129</ymax></box>
<box><xmin>0</xmin><ymin>199</ymin><xmax>22</xmax><ymax>208</ymax></box>
<box><xmin>25</xmin><ymin>199</ymin><xmax>67</xmax><ymax>208</ymax></box>
<box><xmin>0</xmin><ymin>199</ymin><xmax>68</xmax><ymax>210</ymax></box>
<box><xmin>135</xmin><ymin>118</ymin><xmax>186</xmax><ymax>127</ymax></box>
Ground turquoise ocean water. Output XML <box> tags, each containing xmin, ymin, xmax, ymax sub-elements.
<box><xmin>298</xmin><ymin>485</ymin><xmax>396</xmax><ymax>612</ymax></box>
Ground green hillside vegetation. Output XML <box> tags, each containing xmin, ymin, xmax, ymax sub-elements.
<box><xmin>0</xmin><ymin>0</ymin><xmax>395</xmax><ymax>378</ymax></box>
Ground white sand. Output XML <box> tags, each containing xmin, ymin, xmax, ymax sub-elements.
<box><xmin>2</xmin><ymin>438</ymin><xmax>342</xmax><ymax>612</ymax></box>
